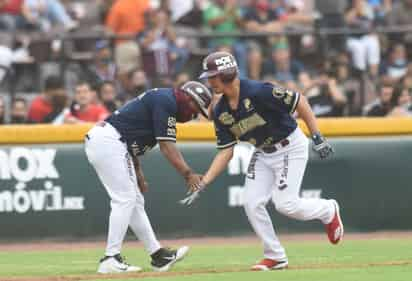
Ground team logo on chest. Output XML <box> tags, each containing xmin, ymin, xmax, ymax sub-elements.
<box><xmin>219</xmin><ymin>112</ymin><xmax>235</xmax><ymax>125</ymax></box>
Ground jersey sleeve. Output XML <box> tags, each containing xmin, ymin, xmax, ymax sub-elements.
<box><xmin>212</xmin><ymin>109</ymin><xmax>237</xmax><ymax>149</ymax></box>
<box><xmin>257</xmin><ymin>82</ymin><xmax>300</xmax><ymax>114</ymax></box>
<box><xmin>152</xmin><ymin>95</ymin><xmax>177</xmax><ymax>142</ymax></box>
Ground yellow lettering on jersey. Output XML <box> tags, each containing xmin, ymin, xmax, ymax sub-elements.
<box><xmin>219</xmin><ymin>112</ymin><xmax>235</xmax><ymax>125</ymax></box>
<box><xmin>229</xmin><ymin>113</ymin><xmax>266</xmax><ymax>137</ymax></box>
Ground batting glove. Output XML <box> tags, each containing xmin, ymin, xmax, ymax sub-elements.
<box><xmin>312</xmin><ymin>132</ymin><xmax>334</xmax><ymax>159</ymax></box>
<box><xmin>179</xmin><ymin>182</ymin><xmax>206</xmax><ymax>206</ymax></box>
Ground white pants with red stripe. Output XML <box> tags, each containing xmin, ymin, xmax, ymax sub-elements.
<box><xmin>84</xmin><ymin>123</ymin><xmax>161</xmax><ymax>256</ymax></box>
<box><xmin>243</xmin><ymin>127</ymin><xmax>335</xmax><ymax>261</ymax></box>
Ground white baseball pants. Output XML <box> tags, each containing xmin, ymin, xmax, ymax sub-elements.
<box><xmin>243</xmin><ymin>128</ymin><xmax>335</xmax><ymax>261</ymax></box>
<box><xmin>84</xmin><ymin>123</ymin><xmax>161</xmax><ymax>256</ymax></box>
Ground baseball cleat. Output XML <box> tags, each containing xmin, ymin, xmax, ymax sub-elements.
<box><xmin>326</xmin><ymin>199</ymin><xmax>344</xmax><ymax>244</ymax></box>
<box><xmin>97</xmin><ymin>254</ymin><xmax>142</xmax><ymax>274</ymax></box>
<box><xmin>151</xmin><ymin>246</ymin><xmax>189</xmax><ymax>272</ymax></box>
<box><xmin>251</xmin><ymin>259</ymin><xmax>288</xmax><ymax>271</ymax></box>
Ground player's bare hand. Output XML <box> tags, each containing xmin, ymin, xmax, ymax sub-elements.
<box><xmin>312</xmin><ymin>132</ymin><xmax>334</xmax><ymax>159</ymax></box>
<box><xmin>184</xmin><ymin>172</ymin><xmax>202</xmax><ymax>192</ymax></box>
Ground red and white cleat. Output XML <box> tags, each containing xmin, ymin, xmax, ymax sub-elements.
<box><xmin>326</xmin><ymin>200</ymin><xmax>344</xmax><ymax>244</ymax></box>
<box><xmin>251</xmin><ymin>259</ymin><xmax>288</xmax><ymax>271</ymax></box>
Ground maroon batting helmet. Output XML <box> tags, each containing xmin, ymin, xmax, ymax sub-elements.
<box><xmin>199</xmin><ymin>51</ymin><xmax>238</xmax><ymax>82</ymax></box>
<box><xmin>180</xmin><ymin>81</ymin><xmax>212</xmax><ymax>118</ymax></box>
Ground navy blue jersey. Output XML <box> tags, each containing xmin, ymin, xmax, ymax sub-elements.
<box><xmin>212</xmin><ymin>79</ymin><xmax>300</xmax><ymax>149</ymax></box>
<box><xmin>106</xmin><ymin>88</ymin><xmax>177</xmax><ymax>156</ymax></box>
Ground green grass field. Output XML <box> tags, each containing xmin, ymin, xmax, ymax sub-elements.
<box><xmin>1</xmin><ymin>236</ymin><xmax>411</xmax><ymax>281</ymax></box>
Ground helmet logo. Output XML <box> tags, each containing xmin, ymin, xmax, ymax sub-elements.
<box><xmin>195</xmin><ymin>87</ymin><xmax>204</xmax><ymax>94</ymax></box>
<box><xmin>215</xmin><ymin>56</ymin><xmax>237</xmax><ymax>71</ymax></box>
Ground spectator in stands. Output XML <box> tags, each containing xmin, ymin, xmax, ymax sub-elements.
<box><xmin>140</xmin><ymin>8</ymin><xmax>189</xmax><ymax>81</ymax></box>
<box><xmin>400</xmin><ymin>63</ymin><xmax>412</xmax><ymax>88</ymax></box>
<box><xmin>106</xmin><ymin>0</ymin><xmax>151</xmax><ymax>78</ymax></box>
<box><xmin>119</xmin><ymin>68</ymin><xmax>149</xmax><ymax>101</ymax></box>
<box><xmin>368</xmin><ymin>0</ymin><xmax>392</xmax><ymax>24</ymax></box>
<box><xmin>277</xmin><ymin>0</ymin><xmax>316</xmax><ymax>26</ymax></box>
<box><xmin>243</xmin><ymin>0</ymin><xmax>283</xmax><ymax>32</ymax></box>
<box><xmin>22</xmin><ymin>0</ymin><xmax>78</xmax><ymax>31</ymax></box>
<box><xmin>386</xmin><ymin>0</ymin><xmax>412</xmax><ymax>27</ymax></box>
<box><xmin>173</xmin><ymin>72</ymin><xmax>190</xmax><ymax>88</ymax></box>
<box><xmin>0</xmin><ymin>95</ymin><xmax>5</xmax><ymax>124</ymax></box>
<box><xmin>0</xmin><ymin>39</ymin><xmax>13</xmax><ymax>83</ymax></box>
<box><xmin>388</xmin><ymin>85</ymin><xmax>412</xmax><ymax>116</ymax></box>
<box><xmin>305</xmin><ymin>69</ymin><xmax>348</xmax><ymax>117</ymax></box>
<box><xmin>315</xmin><ymin>0</ymin><xmax>348</xmax><ymax>52</ymax></box>
<box><xmin>85</xmin><ymin>40</ymin><xmax>116</xmax><ymax>86</ymax></box>
<box><xmin>332</xmin><ymin>52</ymin><xmax>363</xmax><ymax>115</ymax></box>
<box><xmin>345</xmin><ymin>0</ymin><xmax>381</xmax><ymax>77</ymax></box>
<box><xmin>10</xmin><ymin>96</ymin><xmax>28</xmax><ymax>123</ymax></box>
<box><xmin>380</xmin><ymin>43</ymin><xmax>409</xmax><ymax>85</ymax></box>
<box><xmin>0</xmin><ymin>0</ymin><xmax>23</xmax><ymax>30</ymax></box>
<box><xmin>105</xmin><ymin>0</ymin><xmax>150</xmax><ymax>37</ymax></box>
<box><xmin>99</xmin><ymin>80</ymin><xmax>121</xmax><ymax>113</ymax></box>
<box><xmin>243</xmin><ymin>0</ymin><xmax>284</xmax><ymax>79</ymax></box>
<box><xmin>168</xmin><ymin>0</ymin><xmax>203</xmax><ymax>27</ymax></box>
<box><xmin>27</xmin><ymin>75</ymin><xmax>68</xmax><ymax>123</ymax></box>
<box><xmin>363</xmin><ymin>82</ymin><xmax>394</xmax><ymax>116</ymax></box>
<box><xmin>64</xmin><ymin>80</ymin><xmax>109</xmax><ymax>123</ymax></box>
<box><xmin>202</xmin><ymin>0</ymin><xmax>248</xmax><ymax>77</ymax></box>
<box><xmin>262</xmin><ymin>39</ymin><xmax>310</xmax><ymax>92</ymax></box>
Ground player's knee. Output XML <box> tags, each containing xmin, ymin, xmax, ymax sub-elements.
<box><xmin>243</xmin><ymin>198</ymin><xmax>263</xmax><ymax>215</ymax></box>
<box><xmin>275</xmin><ymin>199</ymin><xmax>299</xmax><ymax>217</ymax></box>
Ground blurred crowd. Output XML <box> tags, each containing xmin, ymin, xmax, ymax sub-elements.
<box><xmin>1</xmin><ymin>0</ymin><xmax>412</xmax><ymax>125</ymax></box>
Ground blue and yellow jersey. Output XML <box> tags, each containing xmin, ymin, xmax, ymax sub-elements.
<box><xmin>106</xmin><ymin>88</ymin><xmax>177</xmax><ymax>156</ymax></box>
<box><xmin>213</xmin><ymin>79</ymin><xmax>299</xmax><ymax>149</ymax></box>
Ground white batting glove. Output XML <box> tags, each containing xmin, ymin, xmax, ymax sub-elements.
<box><xmin>179</xmin><ymin>182</ymin><xmax>206</xmax><ymax>206</ymax></box>
<box><xmin>179</xmin><ymin>190</ymin><xmax>201</xmax><ymax>206</ymax></box>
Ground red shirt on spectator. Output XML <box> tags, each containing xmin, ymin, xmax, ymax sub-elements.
<box><xmin>0</xmin><ymin>0</ymin><xmax>23</xmax><ymax>15</ymax></box>
<box><xmin>65</xmin><ymin>104</ymin><xmax>109</xmax><ymax>122</ymax></box>
<box><xmin>27</xmin><ymin>95</ymin><xmax>53</xmax><ymax>123</ymax></box>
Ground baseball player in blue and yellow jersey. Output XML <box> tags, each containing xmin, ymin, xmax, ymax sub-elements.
<box><xmin>85</xmin><ymin>81</ymin><xmax>211</xmax><ymax>273</ymax></box>
<box><xmin>192</xmin><ymin>52</ymin><xmax>344</xmax><ymax>270</ymax></box>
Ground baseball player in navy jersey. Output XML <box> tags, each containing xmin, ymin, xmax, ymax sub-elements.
<box><xmin>184</xmin><ymin>51</ymin><xmax>344</xmax><ymax>270</ymax></box>
<box><xmin>84</xmin><ymin>81</ymin><xmax>212</xmax><ymax>273</ymax></box>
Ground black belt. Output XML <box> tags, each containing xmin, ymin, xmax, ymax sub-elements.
<box><xmin>85</xmin><ymin>121</ymin><xmax>125</xmax><ymax>143</ymax></box>
<box><xmin>261</xmin><ymin>138</ymin><xmax>290</xmax><ymax>153</ymax></box>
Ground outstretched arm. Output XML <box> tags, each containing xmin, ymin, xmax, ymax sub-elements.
<box><xmin>201</xmin><ymin>146</ymin><xmax>234</xmax><ymax>186</ymax></box>
<box><xmin>179</xmin><ymin>146</ymin><xmax>234</xmax><ymax>205</ymax></box>
<box><xmin>158</xmin><ymin>141</ymin><xmax>201</xmax><ymax>189</ymax></box>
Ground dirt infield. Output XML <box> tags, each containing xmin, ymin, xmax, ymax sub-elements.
<box><xmin>0</xmin><ymin>231</ymin><xmax>411</xmax><ymax>252</ymax></box>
